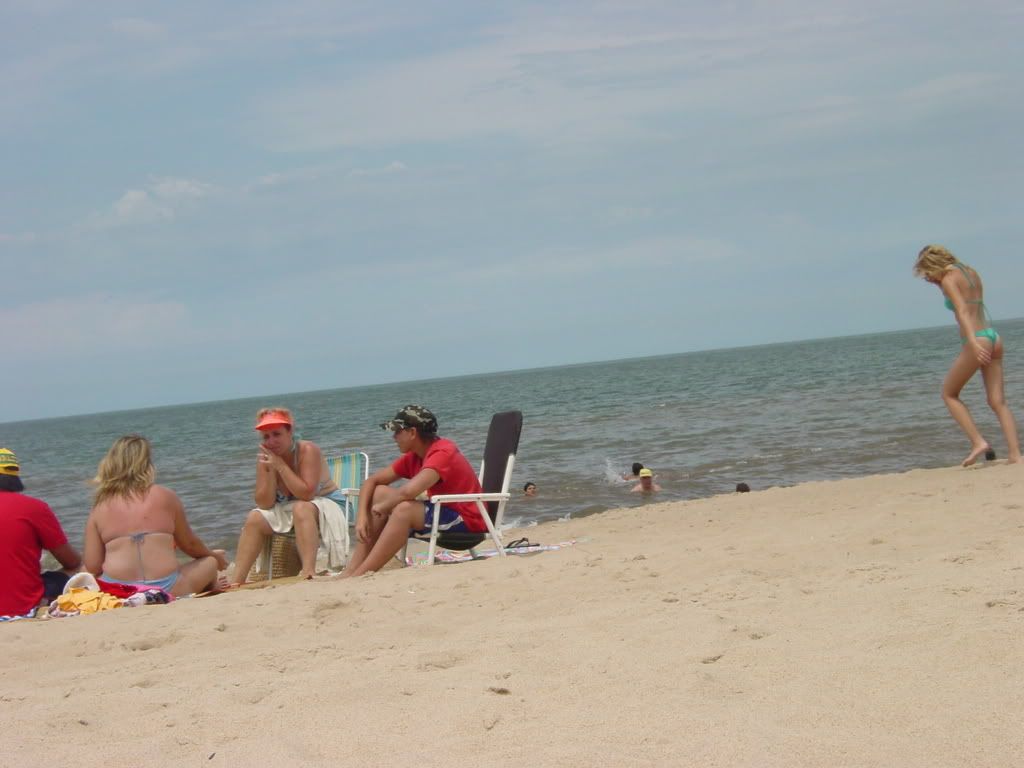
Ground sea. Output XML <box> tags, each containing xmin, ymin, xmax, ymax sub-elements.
<box><xmin>3</xmin><ymin>319</ymin><xmax>1023</xmax><ymax>556</ymax></box>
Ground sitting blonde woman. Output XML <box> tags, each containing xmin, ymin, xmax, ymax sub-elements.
<box><xmin>232</xmin><ymin>408</ymin><xmax>349</xmax><ymax>583</ymax></box>
<box><xmin>84</xmin><ymin>435</ymin><xmax>228</xmax><ymax>597</ymax></box>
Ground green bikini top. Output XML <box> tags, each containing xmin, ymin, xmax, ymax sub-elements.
<box><xmin>943</xmin><ymin>263</ymin><xmax>988</xmax><ymax>317</ymax></box>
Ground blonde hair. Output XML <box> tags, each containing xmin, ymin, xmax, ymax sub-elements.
<box><xmin>913</xmin><ymin>244</ymin><xmax>959</xmax><ymax>281</ymax></box>
<box><xmin>93</xmin><ymin>435</ymin><xmax>156</xmax><ymax>506</ymax></box>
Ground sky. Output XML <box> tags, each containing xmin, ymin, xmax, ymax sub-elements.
<box><xmin>2</xmin><ymin>0</ymin><xmax>1023</xmax><ymax>422</ymax></box>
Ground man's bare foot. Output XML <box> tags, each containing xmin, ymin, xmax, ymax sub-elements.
<box><xmin>1007</xmin><ymin>455</ymin><xmax>1024</xmax><ymax>464</ymax></box>
<box><xmin>962</xmin><ymin>443</ymin><xmax>992</xmax><ymax>467</ymax></box>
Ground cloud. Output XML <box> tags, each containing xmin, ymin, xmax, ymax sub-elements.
<box><xmin>151</xmin><ymin>176</ymin><xmax>214</xmax><ymax>200</ymax></box>
<box><xmin>248</xmin><ymin>165</ymin><xmax>331</xmax><ymax>190</ymax></box>
<box><xmin>250</xmin><ymin>3</ymin><xmax>1016</xmax><ymax>157</ymax></box>
<box><xmin>0</xmin><ymin>231</ymin><xmax>37</xmax><ymax>245</ymax></box>
<box><xmin>348</xmin><ymin>160</ymin><xmax>407</xmax><ymax>178</ymax></box>
<box><xmin>91</xmin><ymin>176</ymin><xmax>214</xmax><ymax>227</ymax></box>
<box><xmin>109</xmin><ymin>17</ymin><xmax>166</xmax><ymax>41</ymax></box>
<box><xmin>897</xmin><ymin>72</ymin><xmax>1002</xmax><ymax>112</ymax></box>
<box><xmin>249</xmin><ymin>7</ymin><xmax>860</xmax><ymax>151</ymax></box>
<box><xmin>429</xmin><ymin>234</ymin><xmax>741</xmax><ymax>290</ymax></box>
<box><xmin>0</xmin><ymin>294</ymin><xmax>193</xmax><ymax>359</ymax></box>
<box><xmin>111</xmin><ymin>189</ymin><xmax>174</xmax><ymax>223</ymax></box>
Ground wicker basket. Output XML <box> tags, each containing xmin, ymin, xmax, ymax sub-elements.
<box><xmin>249</xmin><ymin>532</ymin><xmax>302</xmax><ymax>582</ymax></box>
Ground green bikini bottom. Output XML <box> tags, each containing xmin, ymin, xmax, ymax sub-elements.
<box><xmin>961</xmin><ymin>327</ymin><xmax>999</xmax><ymax>345</ymax></box>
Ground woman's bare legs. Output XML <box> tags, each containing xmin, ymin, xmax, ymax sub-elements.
<box><xmin>292</xmin><ymin>501</ymin><xmax>320</xmax><ymax>579</ymax></box>
<box><xmin>979</xmin><ymin>342</ymin><xmax>1023</xmax><ymax>463</ymax></box>
<box><xmin>172</xmin><ymin>555</ymin><xmax>219</xmax><ymax>596</ymax></box>
<box><xmin>233</xmin><ymin>509</ymin><xmax>272</xmax><ymax>584</ymax></box>
<box><xmin>941</xmin><ymin>347</ymin><xmax>990</xmax><ymax>466</ymax></box>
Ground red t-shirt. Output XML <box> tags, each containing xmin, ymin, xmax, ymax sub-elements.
<box><xmin>391</xmin><ymin>437</ymin><xmax>485</xmax><ymax>531</ymax></box>
<box><xmin>0</xmin><ymin>492</ymin><xmax>69</xmax><ymax>616</ymax></box>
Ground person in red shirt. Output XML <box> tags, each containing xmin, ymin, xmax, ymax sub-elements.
<box><xmin>0</xmin><ymin>448</ymin><xmax>82</xmax><ymax>617</ymax></box>
<box><xmin>342</xmin><ymin>405</ymin><xmax>482</xmax><ymax>577</ymax></box>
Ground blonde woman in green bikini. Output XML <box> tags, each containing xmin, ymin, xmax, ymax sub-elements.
<box><xmin>914</xmin><ymin>244</ymin><xmax>1022</xmax><ymax>466</ymax></box>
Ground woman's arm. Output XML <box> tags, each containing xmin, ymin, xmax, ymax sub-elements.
<box><xmin>254</xmin><ymin>449</ymin><xmax>277</xmax><ymax>508</ymax></box>
<box><xmin>83</xmin><ymin>514</ymin><xmax>105</xmax><ymax>576</ymax></box>
<box><xmin>270</xmin><ymin>441</ymin><xmax>322</xmax><ymax>501</ymax></box>
<box><xmin>169</xmin><ymin>489</ymin><xmax>229</xmax><ymax>569</ymax></box>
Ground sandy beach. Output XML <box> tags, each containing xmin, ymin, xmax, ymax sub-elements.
<box><xmin>3</xmin><ymin>464</ymin><xmax>1022</xmax><ymax>767</ymax></box>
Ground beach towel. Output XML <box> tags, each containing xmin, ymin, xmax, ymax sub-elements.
<box><xmin>255</xmin><ymin>496</ymin><xmax>349</xmax><ymax>573</ymax></box>
<box><xmin>404</xmin><ymin>539</ymin><xmax>579</xmax><ymax>566</ymax></box>
<box><xmin>51</xmin><ymin>588</ymin><xmax>123</xmax><ymax>616</ymax></box>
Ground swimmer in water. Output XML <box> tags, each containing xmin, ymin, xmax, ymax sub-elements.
<box><xmin>622</xmin><ymin>462</ymin><xmax>645</xmax><ymax>481</ymax></box>
<box><xmin>631</xmin><ymin>468</ymin><xmax>661</xmax><ymax>494</ymax></box>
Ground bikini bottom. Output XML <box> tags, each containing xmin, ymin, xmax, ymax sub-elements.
<box><xmin>99</xmin><ymin>570</ymin><xmax>179</xmax><ymax>592</ymax></box>
<box><xmin>960</xmin><ymin>327</ymin><xmax>999</xmax><ymax>345</ymax></box>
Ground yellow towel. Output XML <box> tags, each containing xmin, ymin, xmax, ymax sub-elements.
<box><xmin>56</xmin><ymin>588</ymin><xmax>123</xmax><ymax>614</ymax></box>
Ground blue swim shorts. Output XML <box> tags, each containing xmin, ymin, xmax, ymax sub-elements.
<box><xmin>410</xmin><ymin>502</ymin><xmax>471</xmax><ymax>537</ymax></box>
<box><xmin>100</xmin><ymin>571</ymin><xmax>179</xmax><ymax>593</ymax></box>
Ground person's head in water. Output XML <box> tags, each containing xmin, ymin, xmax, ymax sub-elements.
<box><xmin>523</xmin><ymin>482</ymin><xmax>537</xmax><ymax>497</ymax></box>
<box><xmin>631</xmin><ymin>462</ymin><xmax>644</xmax><ymax>477</ymax></box>
<box><xmin>632</xmin><ymin>467</ymin><xmax>661</xmax><ymax>494</ymax></box>
<box><xmin>735</xmin><ymin>482</ymin><xmax>750</xmax><ymax>493</ymax></box>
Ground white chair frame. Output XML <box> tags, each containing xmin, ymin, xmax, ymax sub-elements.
<box><xmin>408</xmin><ymin>452</ymin><xmax>517</xmax><ymax>566</ymax></box>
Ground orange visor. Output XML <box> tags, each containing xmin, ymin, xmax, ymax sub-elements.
<box><xmin>255</xmin><ymin>411</ymin><xmax>293</xmax><ymax>431</ymax></box>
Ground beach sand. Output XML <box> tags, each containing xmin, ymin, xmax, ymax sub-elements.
<box><xmin>2</xmin><ymin>465</ymin><xmax>1022</xmax><ymax>767</ymax></box>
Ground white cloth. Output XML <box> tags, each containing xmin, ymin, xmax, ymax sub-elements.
<box><xmin>255</xmin><ymin>497</ymin><xmax>349</xmax><ymax>573</ymax></box>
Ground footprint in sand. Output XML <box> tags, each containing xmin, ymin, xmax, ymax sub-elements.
<box><xmin>313</xmin><ymin>598</ymin><xmax>350</xmax><ymax>625</ymax></box>
<box><xmin>121</xmin><ymin>631</ymin><xmax>182</xmax><ymax>652</ymax></box>
<box><xmin>417</xmin><ymin>651</ymin><xmax>463</xmax><ymax>671</ymax></box>
<box><xmin>943</xmin><ymin>554</ymin><xmax>974</xmax><ymax>565</ymax></box>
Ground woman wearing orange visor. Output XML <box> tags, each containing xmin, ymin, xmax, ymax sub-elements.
<box><xmin>232</xmin><ymin>408</ymin><xmax>348</xmax><ymax>583</ymax></box>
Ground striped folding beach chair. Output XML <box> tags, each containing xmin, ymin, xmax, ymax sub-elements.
<box><xmin>327</xmin><ymin>451</ymin><xmax>369</xmax><ymax>526</ymax></box>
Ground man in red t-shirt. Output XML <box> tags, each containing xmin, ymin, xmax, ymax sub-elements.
<box><xmin>343</xmin><ymin>405</ymin><xmax>483</xmax><ymax>577</ymax></box>
<box><xmin>0</xmin><ymin>448</ymin><xmax>82</xmax><ymax>617</ymax></box>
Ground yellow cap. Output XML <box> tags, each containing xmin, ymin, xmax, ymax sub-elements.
<box><xmin>0</xmin><ymin>448</ymin><xmax>19</xmax><ymax>477</ymax></box>
<box><xmin>638</xmin><ymin>468</ymin><xmax>653</xmax><ymax>478</ymax></box>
